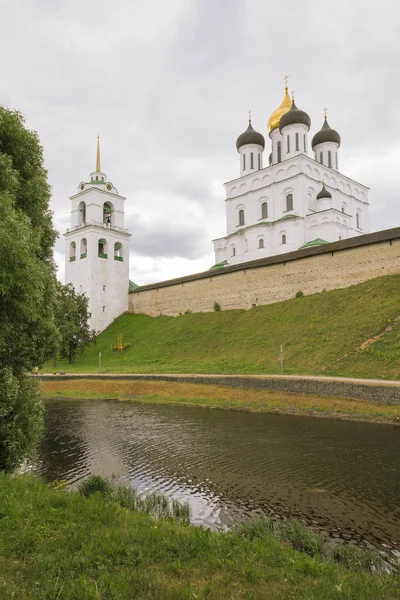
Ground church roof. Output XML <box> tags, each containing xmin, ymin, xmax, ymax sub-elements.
<box><xmin>279</xmin><ymin>100</ymin><xmax>311</xmax><ymax>132</ymax></box>
<box><xmin>129</xmin><ymin>280</ymin><xmax>139</xmax><ymax>291</ymax></box>
<box><xmin>236</xmin><ymin>120</ymin><xmax>265</xmax><ymax>151</ymax></box>
<box><xmin>316</xmin><ymin>183</ymin><xmax>332</xmax><ymax>200</ymax></box>
<box><xmin>210</xmin><ymin>260</ymin><xmax>229</xmax><ymax>270</ymax></box>
<box><xmin>312</xmin><ymin>116</ymin><xmax>341</xmax><ymax>148</ymax></box>
<box><xmin>299</xmin><ymin>238</ymin><xmax>329</xmax><ymax>249</ymax></box>
<box><xmin>274</xmin><ymin>213</ymin><xmax>303</xmax><ymax>223</ymax></box>
<box><xmin>268</xmin><ymin>86</ymin><xmax>292</xmax><ymax>134</ymax></box>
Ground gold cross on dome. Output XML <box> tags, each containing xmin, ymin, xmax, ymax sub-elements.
<box><xmin>283</xmin><ymin>75</ymin><xmax>289</xmax><ymax>88</ymax></box>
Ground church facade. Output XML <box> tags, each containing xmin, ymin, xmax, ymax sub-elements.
<box><xmin>64</xmin><ymin>138</ymin><xmax>131</xmax><ymax>331</ymax></box>
<box><xmin>213</xmin><ymin>85</ymin><xmax>370</xmax><ymax>266</ymax></box>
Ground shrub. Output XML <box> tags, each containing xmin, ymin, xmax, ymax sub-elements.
<box><xmin>214</xmin><ymin>302</ymin><xmax>221</xmax><ymax>312</ymax></box>
<box><xmin>295</xmin><ymin>290</ymin><xmax>304</xmax><ymax>298</ymax></box>
<box><xmin>78</xmin><ymin>475</ymin><xmax>113</xmax><ymax>498</ymax></box>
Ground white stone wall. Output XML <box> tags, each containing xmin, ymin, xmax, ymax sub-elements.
<box><xmin>238</xmin><ymin>143</ymin><xmax>264</xmax><ymax>177</ymax></box>
<box><xmin>280</xmin><ymin>123</ymin><xmax>309</xmax><ymax>161</ymax></box>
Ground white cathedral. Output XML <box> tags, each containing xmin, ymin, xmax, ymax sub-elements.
<box><xmin>212</xmin><ymin>83</ymin><xmax>369</xmax><ymax>267</ymax></box>
<box><xmin>64</xmin><ymin>84</ymin><xmax>370</xmax><ymax>331</ymax></box>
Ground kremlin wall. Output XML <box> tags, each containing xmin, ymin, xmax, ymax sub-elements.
<box><xmin>128</xmin><ymin>228</ymin><xmax>400</xmax><ymax>317</ymax></box>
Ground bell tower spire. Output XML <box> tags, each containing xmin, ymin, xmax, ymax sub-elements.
<box><xmin>96</xmin><ymin>135</ymin><xmax>101</xmax><ymax>172</ymax></box>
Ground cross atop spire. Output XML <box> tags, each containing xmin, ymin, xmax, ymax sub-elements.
<box><xmin>291</xmin><ymin>90</ymin><xmax>295</xmax><ymax>102</ymax></box>
<box><xmin>324</xmin><ymin>107</ymin><xmax>327</xmax><ymax>119</ymax></box>
<box><xmin>248</xmin><ymin>109</ymin><xmax>252</xmax><ymax>123</ymax></box>
<box><xmin>96</xmin><ymin>135</ymin><xmax>101</xmax><ymax>172</ymax></box>
<box><xmin>283</xmin><ymin>74</ymin><xmax>289</xmax><ymax>91</ymax></box>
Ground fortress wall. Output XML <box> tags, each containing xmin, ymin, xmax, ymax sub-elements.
<box><xmin>128</xmin><ymin>233</ymin><xmax>400</xmax><ymax>317</ymax></box>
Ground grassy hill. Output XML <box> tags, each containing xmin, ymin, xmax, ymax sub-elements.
<box><xmin>47</xmin><ymin>275</ymin><xmax>400</xmax><ymax>380</ymax></box>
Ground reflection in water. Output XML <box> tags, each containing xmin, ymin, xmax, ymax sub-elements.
<box><xmin>27</xmin><ymin>399</ymin><xmax>400</xmax><ymax>549</ymax></box>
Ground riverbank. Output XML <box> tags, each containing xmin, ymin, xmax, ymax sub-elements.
<box><xmin>0</xmin><ymin>474</ymin><xmax>398</xmax><ymax>599</ymax></box>
<box><xmin>39</xmin><ymin>378</ymin><xmax>400</xmax><ymax>424</ymax></box>
<box><xmin>43</xmin><ymin>275</ymin><xmax>400</xmax><ymax>380</ymax></box>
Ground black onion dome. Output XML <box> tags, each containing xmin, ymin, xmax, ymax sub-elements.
<box><xmin>312</xmin><ymin>117</ymin><xmax>341</xmax><ymax>148</ymax></box>
<box><xmin>279</xmin><ymin>101</ymin><xmax>311</xmax><ymax>132</ymax></box>
<box><xmin>316</xmin><ymin>183</ymin><xmax>332</xmax><ymax>200</ymax></box>
<box><xmin>236</xmin><ymin>121</ymin><xmax>265</xmax><ymax>151</ymax></box>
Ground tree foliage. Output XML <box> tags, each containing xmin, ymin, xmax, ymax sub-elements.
<box><xmin>0</xmin><ymin>108</ymin><xmax>56</xmax><ymax>262</ymax></box>
<box><xmin>56</xmin><ymin>283</ymin><xmax>96</xmax><ymax>364</ymax></box>
<box><xmin>0</xmin><ymin>368</ymin><xmax>44</xmax><ymax>472</ymax></box>
<box><xmin>0</xmin><ymin>107</ymin><xmax>58</xmax><ymax>471</ymax></box>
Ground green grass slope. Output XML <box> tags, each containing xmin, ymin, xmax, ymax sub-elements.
<box><xmin>49</xmin><ymin>275</ymin><xmax>400</xmax><ymax>379</ymax></box>
<box><xmin>1</xmin><ymin>474</ymin><xmax>398</xmax><ymax>599</ymax></box>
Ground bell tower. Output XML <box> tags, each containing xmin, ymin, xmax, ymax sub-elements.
<box><xmin>64</xmin><ymin>137</ymin><xmax>131</xmax><ymax>332</ymax></box>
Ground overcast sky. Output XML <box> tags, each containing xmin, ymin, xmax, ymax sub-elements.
<box><xmin>1</xmin><ymin>0</ymin><xmax>399</xmax><ymax>285</ymax></box>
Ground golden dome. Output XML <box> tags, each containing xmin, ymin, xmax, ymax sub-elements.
<box><xmin>267</xmin><ymin>86</ymin><xmax>292</xmax><ymax>134</ymax></box>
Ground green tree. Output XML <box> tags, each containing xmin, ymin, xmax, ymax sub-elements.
<box><xmin>56</xmin><ymin>283</ymin><xmax>96</xmax><ymax>364</ymax></box>
<box><xmin>0</xmin><ymin>108</ymin><xmax>57</xmax><ymax>262</ymax></box>
<box><xmin>0</xmin><ymin>368</ymin><xmax>44</xmax><ymax>472</ymax></box>
<box><xmin>0</xmin><ymin>107</ymin><xmax>59</xmax><ymax>472</ymax></box>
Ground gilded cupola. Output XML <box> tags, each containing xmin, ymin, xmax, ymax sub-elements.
<box><xmin>267</xmin><ymin>85</ymin><xmax>292</xmax><ymax>135</ymax></box>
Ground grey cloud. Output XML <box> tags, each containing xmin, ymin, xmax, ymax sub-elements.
<box><xmin>127</xmin><ymin>213</ymin><xmax>210</xmax><ymax>259</ymax></box>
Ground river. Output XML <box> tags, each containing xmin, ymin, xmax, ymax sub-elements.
<box><xmin>26</xmin><ymin>398</ymin><xmax>400</xmax><ymax>552</ymax></box>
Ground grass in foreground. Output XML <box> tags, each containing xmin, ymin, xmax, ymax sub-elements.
<box><xmin>44</xmin><ymin>275</ymin><xmax>400</xmax><ymax>380</ymax></box>
<box><xmin>0</xmin><ymin>474</ymin><xmax>399</xmax><ymax>599</ymax></box>
<box><xmin>40</xmin><ymin>379</ymin><xmax>400</xmax><ymax>423</ymax></box>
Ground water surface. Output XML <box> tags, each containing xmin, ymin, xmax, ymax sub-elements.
<box><xmin>27</xmin><ymin>398</ymin><xmax>400</xmax><ymax>550</ymax></box>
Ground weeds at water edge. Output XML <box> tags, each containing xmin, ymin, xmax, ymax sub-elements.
<box><xmin>79</xmin><ymin>475</ymin><xmax>191</xmax><ymax>523</ymax></box>
<box><xmin>236</xmin><ymin>517</ymin><xmax>391</xmax><ymax>574</ymax></box>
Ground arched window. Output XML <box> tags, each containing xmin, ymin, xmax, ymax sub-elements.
<box><xmin>98</xmin><ymin>238</ymin><xmax>108</xmax><ymax>258</ymax></box>
<box><xmin>238</xmin><ymin>209</ymin><xmax>245</xmax><ymax>226</ymax></box>
<box><xmin>277</xmin><ymin>141</ymin><xmax>282</xmax><ymax>163</ymax></box>
<box><xmin>103</xmin><ymin>202</ymin><xmax>113</xmax><ymax>226</ymax></box>
<box><xmin>295</xmin><ymin>133</ymin><xmax>299</xmax><ymax>151</ymax></box>
<box><xmin>114</xmin><ymin>242</ymin><xmax>124</xmax><ymax>261</ymax></box>
<box><xmin>328</xmin><ymin>150</ymin><xmax>332</xmax><ymax>168</ymax></box>
<box><xmin>261</xmin><ymin>202</ymin><xmax>268</xmax><ymax>219</ymax></box>
<box><xmin>319</xmin><ymin>152</ymin><xmax>323</xmax><ymax>164</ymax></box>
<box><xmin>356</xmin><ymin>213</ymin><xmax>361</xmax><ymax>229</ymax></box>
<box><xmin>242</xmin><ymin>154</ymin><xmax>246</xmax><ymax>171</ymax></box>
<box><xmin>250</xmin><ymin>152</ymin><xmax>254</xmax><ymax>169</ymax></box>
<box><xmin>303</xmin><ymin>134</ymin><xmax>307</xmax><ymax>152</ymax></box>
<box><xmin>69</xmin><ymin>241</ymin><xmax>76</xmax><ymax>262</ymax></box>
<box><xmin>287</xmin><ymin>136</ymin><xmax>290</xmax><ymax>153</ymax></box>
<box><xmin>78</xmin><ymin>201</ymin><xmax>86</xmax><ymax>225</ymax></box>
<box><xmin>80</xmin><ymin>238</ymin><xmax>87</xmax><ymax>259</ymax></box>
<box><xmin>258</xmin><ymin>154</ymin><xmax>261</xmax><ymax>170</ymax></box>
<box><xmin>232</xmin><ymin>246</ymin><xmax>236</xmax><ymax>257</ymax></box>
<box><xmin>286</xmin><ymin>194</ymin><xmax>293</xmax><ymax>211</ymax></box>
<box><xmin>258</xmin><ymin>238</ymin><xmax>264</xmax><ymax>249</ymax></box>
<box><xmin>282</xmin><ymin>234</ymin><xmax>287</xmax><ymax>245</ymax></box>
<box><xmin>341</xmin><ymin>206</ymin><xmax>345</xmax><ymax>213</ymax></box>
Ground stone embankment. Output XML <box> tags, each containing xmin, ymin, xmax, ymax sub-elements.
<box><xmin>38</xmin><ymin>373</ymin><xmax>400</xmax><ymax>405</ymax></box>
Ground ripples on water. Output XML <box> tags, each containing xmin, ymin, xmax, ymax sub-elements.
<box><xmin>26</xmin><ymin>399</ymin><xmax>400</xmax><ymax>550</ymax></box>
